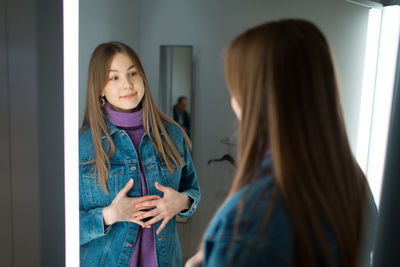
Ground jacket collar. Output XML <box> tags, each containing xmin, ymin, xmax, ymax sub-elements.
<box><xmin>102</xmin><ymin>117</ymin><xmax>164</xmax><ymax>139</ymax></box>
<box><xmin>102</xmin><ymin>117</ymin><xmax>119</xmax><ymax>138</ymax></box>
<box><xmin>261</xmin><ymin>155</ymin><xmax>272</xmax><ymax>170</ymax></box>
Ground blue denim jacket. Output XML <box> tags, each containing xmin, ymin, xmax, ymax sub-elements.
<box><xmin>203</xmin><ymin>157</ymin><xmax>376</xmax><ymax>266</ymax></box>
<box><xmin>79</xmin><ymin>119</ymin><xmax>201</xmax><ymax>267</ymax></box>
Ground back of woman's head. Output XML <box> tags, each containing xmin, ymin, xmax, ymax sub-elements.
<box><xmin>225</xmin><ymin>19</ymin><xmax>370</xmax><ymax>267</ymax></box>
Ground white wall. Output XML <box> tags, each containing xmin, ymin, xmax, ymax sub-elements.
<box><xmin>138</xmin><ymin>0</ymin><xmax>369</xmax><ymax>261</ymax></box>
<box><xmin>79</xmin><ymin>0</ymin><xmax>141</xmax><ymax>124</ymax></box>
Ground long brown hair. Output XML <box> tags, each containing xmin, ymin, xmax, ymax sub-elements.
<box><xmin>82</xmin><ymin>41</ymin><xmax>191</xmax><ymax>194</ymax></box>
<box><xmin>225</xmin><ymin>20</ymin><xmax>370</xmax><ymax>266</ymax></box>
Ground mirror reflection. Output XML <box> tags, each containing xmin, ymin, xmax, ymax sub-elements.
<box><xmin>160</xmin><ymin>45</ymin><xmax>193</xmax><ymax>138</ymax></box>
<box><xmin>79</xmin><ymin>41</ymin><xmax>200</xmax><ymax>267</ymax></box>
<box><xmin>79</xmin><ymin>0</ymin><xmax>378</xmax><ymax>265</ymax></box>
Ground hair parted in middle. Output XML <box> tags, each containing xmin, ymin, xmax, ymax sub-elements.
<box><xmin>82</xmin><ymin>41</ymin><xmax>191</xmax><ymax>195</ymax></box>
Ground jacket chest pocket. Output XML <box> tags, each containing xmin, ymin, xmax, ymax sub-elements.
<box><xmin>81</xmin><ymin>164</ymin><xmax>125</xmax><ymax>208</ymax></box>
<box><xmin>156</xmin><ymin>155</ymin><xmax>185</xmax><ymax>190</ymax></box>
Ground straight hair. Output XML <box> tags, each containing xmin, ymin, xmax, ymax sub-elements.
<box><xmin>82</xmin><ymin>41</ymin><xmax>191</xmax><ymax>194</ymax></box>
<box><xmin>224</xmin><ymin>20</ymin><xmax>370</xmax><ymax>266</ymax></box>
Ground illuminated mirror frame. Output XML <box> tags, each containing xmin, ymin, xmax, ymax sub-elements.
<box><xmin>354</xmin><ymin>1</ymin><xmax>400</xmax><ymax>205</ymax></box>
<box><xmin>63</xmin><ymin>0</ymin><xmax>79</xmax><ymax>266</ymax></box>
<box><xmin>63</xmin><ymin>0</ymin><xmax>400</xmax><ymax>264</ymax></box>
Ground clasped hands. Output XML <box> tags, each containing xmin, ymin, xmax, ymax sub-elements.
<box><xmin>103</xmin><ymin>179</ymin><xmax>190</xmax><ymax>235</ymax></box>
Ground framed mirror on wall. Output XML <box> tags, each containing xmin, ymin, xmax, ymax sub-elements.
<box><xmin>160</xmin><ymin>45</ymin><xmax>194</xmax><ymax>140</ymax></box>
<box><xmin>160</xmin><ymin>45</ymin><xmax>194</xmax><ymax>223</ymax></box>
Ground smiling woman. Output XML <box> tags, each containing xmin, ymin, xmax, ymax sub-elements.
<box><xmin>79</xmin><ymin>42</ymin><xmax>201</xmax><ymax>267</ymax></box>
<box><xmin>101</xmin><ymin>53</ymin><xmax>145</xmax><ymax>111</ymax></box>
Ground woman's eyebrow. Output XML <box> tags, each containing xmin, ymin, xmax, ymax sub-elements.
<box><xmin>109</xmin><ymin>65</ymin><xmax>135</xmax><ymax>72</ymax></box>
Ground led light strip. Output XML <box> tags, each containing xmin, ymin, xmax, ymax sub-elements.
<box><xmin>63</xmin><ymin>0</ymin><xmax>79</xmax><ymax>266</ymax></box>
<box><xmin>356</xmin><ymin>8</ymin><xmax>382</xmax><ymax>173</ymax></box>
<box><xmin>367</xmin><ymin>5</ymin><xmax>400</xmax><ymax>205</ymax></box>
<box><xmin>357</xmin><ymin>5</ymin><xmax>400</xmax><ymax>205</ymax></box>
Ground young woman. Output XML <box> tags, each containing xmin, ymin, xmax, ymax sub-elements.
<box><xmin>186</xmin><ymin>20</ymin><xmax>377</xmax><ymax>267</ymax></box>
<box><xmin>79</xmin><ymin>41</ymin><xmax>201</xmax><ymax>267</ymax></box>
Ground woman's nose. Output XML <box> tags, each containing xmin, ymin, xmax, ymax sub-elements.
<box><xmin>122</xmin><ymin>76</ymin><xmax>133</xmax><ymax>90</ymax></box>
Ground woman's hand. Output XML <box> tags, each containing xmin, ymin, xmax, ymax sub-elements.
<box><xmin>135</xmin><ymin>181</ymin><xmax>191</xmax><ymax>234</ymax></box>
<box><xmin>102</xmin><ymin>179</ymin><xmax>161</xmax><ymax>227</ymax></box>
<box><xmin>185</xmin><ymin>249</ymin><xmax>204</xmax><ymax>267</ymax></box>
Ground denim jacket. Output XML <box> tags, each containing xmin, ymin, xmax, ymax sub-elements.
<box><xmin>79</xmin><ymin>119</ymin><xmax>201</xmax><ymax>267</ymax></box>
<box><xmin>203</xmin><ymin>157</ymin><xmax>377</xmax><ymax>266</ymax></box>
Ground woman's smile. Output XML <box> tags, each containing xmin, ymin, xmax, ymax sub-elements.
<box><xmin>120</xmin><ymin>92</ymin><xmax>137</xmax><ymax>99</ymax></box>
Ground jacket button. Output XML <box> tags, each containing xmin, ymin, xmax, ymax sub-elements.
<box><xmin>131</xmin><ymin>166</ymin><xmax>136</xmax><ymax>171</ymax></box>
<box><xmin>120</xmin><ymin>132</ymin><xmax>125</xmax><ymax>137</ymax></box>
<box><xmin>126</xmin><ymin>243</ymin><xmax>132</xmax><ymax>248</ymax></box>
<box><xmin>147</xmin><ymin>164</ymin><xmax>155</xmax><ymax>170</ymax></box>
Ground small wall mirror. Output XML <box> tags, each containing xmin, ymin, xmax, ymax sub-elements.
<box><xmin>159</xmin><ymin>45</ymin><xmax>194</xmax><ymax>139</ymax></box>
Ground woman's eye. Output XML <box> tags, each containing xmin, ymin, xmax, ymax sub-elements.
<box><xmin>110</xmin><ymin>76</ymin><xmax>118</xmax><ymax>81</ymax></box>
<box><xmin>128</xmin><ymin>72</ymin><xmax>137</xmax><ymax>77</ymax></box>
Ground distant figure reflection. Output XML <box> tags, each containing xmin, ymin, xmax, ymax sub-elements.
<box><xmin>173</xmin><ymin>96</ymin><xmax>191</xmax><ymax>137</ymax></box>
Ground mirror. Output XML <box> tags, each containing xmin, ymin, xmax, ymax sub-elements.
<box><xmin>159</xmin><ymin>45</ymin><xmax>193</xmax><ymax>139</ymax></box>
<box><xmin>78</xmin><ymin>0</ymin><xmax>376</xmax><ymax>264</ymax></box>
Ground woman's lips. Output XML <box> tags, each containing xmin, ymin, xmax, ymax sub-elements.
<box><xmin>121</xmin><ymin>92</ymin><xmax>137</xmax><ymax>99</ymax></box>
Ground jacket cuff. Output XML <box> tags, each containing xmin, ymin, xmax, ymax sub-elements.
<box><xmin>179</xmin><ymin>190</ymin><xmax>200</xmax><ymax>218</ymax></box>
<box><xmin>90</xmin><ymin>207</ymin><xmax>112</xmax><ymax>239</ymax></box>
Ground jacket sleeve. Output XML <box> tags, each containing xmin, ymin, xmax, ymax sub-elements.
<box><xmin>202</xmin><ymin>177</ymin><xmax>290</xmax><ymax>267</ymax></box>
<box><xmin>203</xmin><ymin>239</ymin><xmax>289</xmax><ymax>267</ymax></box>
<box><xmin>79</xmin><ymin>167</ymin><xmax>112</xmax><ymax>245</ymax></box>
<box><xmin>178</xmin><ymin>139</ymin><xmax>201</xmax><ymax>218</ymax></box>
<box><xmin>79</xmin><ymin>207</ymin><xmax>112</xmax><ymax>245</ymax></box>
<box><xmin>203</xmin><ymin>207</ymin><xmax>289</xmax><ymax>267</ymax></box>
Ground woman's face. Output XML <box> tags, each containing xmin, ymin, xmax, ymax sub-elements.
<box><xmin>231</xmin><ymin>96</ymin><xmax>242</xmax><ymax>120</ymax></box>
<box><xmin>101</xmin><ymin>53</ymin><xmax>145</xmax><ymax>111</ymax></box>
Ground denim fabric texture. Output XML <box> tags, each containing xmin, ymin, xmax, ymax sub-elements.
<box><xmin>79</xmin><ymin>118</ymin><xmax>200</xmax><ymax>267</ymax></box>
<box><xmin>203</xmin><ymin>157</ymin><xmax>377</xmax><ymax>266</ymax></box>
<box><xmin>203</xmin><ymin>157</ymin><xmax>294</xmax><ymax>266</ymax></box>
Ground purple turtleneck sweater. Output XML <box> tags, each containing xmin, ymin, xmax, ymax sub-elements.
<box><xmin>105</xmin><ymin>102</ymin><xmax>157</xmax><ymax>267</ymax></box>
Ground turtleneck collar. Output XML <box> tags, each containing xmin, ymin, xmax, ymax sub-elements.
<box><xmin>105</xmin><ymin>101</ymin><xmax>143</xmax><ymax>128</ymax></box>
